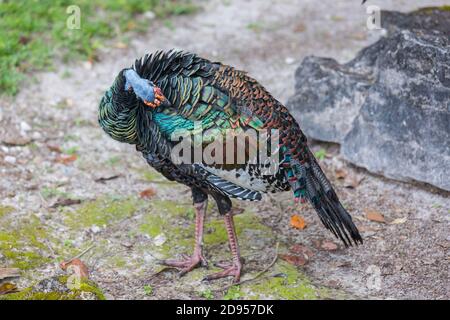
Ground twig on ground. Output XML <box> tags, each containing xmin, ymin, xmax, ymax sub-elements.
<box><xmin>147</xmin><ymin>266</ymin><xmax>180</xmax><ymax>281</ymax></box>
<box><xmin>43</xmin><ymin>239</ymin><xmax>57</xmax><ymax>258</ymax></box>
<box><xmin>64</xmin><ymin>243</ymin><xmax>95</xmax><ymax>264</ymax></box>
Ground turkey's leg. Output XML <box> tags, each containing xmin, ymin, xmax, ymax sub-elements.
<box><xmin>204</xmin><ymin>212</ymin><xmax>242</xmax><ymax>283</ymax></box>
<box><xmin>160</xmin><ymin>199</ymin><xmax>208</xmax><ymax>275</ymax></box>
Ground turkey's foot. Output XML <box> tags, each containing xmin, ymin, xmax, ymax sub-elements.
<box><xmin>160</xmin><ymin>252</ymin><xmax>208</xmax><ymax>276</ymax></box>
<box><xmin>160</xmin><ymin>197</ymin><xmax>208</xmax><ymax>276</ymax></box>
<box><xmin>204</xmin><ymin>260</ymin><xmax>242</xmax><ymax>283</ymax></box>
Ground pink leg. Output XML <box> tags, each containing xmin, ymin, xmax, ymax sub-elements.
<box><xmin>160</xmin><ymin>200</ymin><xmax>208</xmax><ymax>275</ymax></box>
<box><xmin>204</xmin><ymin>212</ymin><xmax>242</xmax><ymax>283</ymax></box>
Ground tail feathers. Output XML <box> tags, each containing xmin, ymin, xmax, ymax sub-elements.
<box><xmin>305</xmin><ymin>155</ymin><xmax>362</xmax><ymax>246</ymax></box>
<box><xmin>288</xmin><ymin>151</ymin><xmax>362</xmax><ymax>247</ymax></box>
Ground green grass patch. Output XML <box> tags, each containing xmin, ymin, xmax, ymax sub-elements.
<box><xmin>0</xmin><ymin>0</ymin><xmax>198</xmax><ymax>95</ymax></box>
<box><xmin>314</xmin><ymin>149</ymin><xmax>327</xmax><ymax>161</ymax></box>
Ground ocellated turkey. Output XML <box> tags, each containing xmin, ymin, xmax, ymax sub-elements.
<box><xmin>98</xmin><ymin>50</ymin><xmax>362</xmax><ymax>283</ymax></box>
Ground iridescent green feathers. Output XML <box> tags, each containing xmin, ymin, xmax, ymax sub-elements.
<box><xmin>98</xmin><ymin>72</ymin><xmax>139</xmax><ymax>144</ymax></box>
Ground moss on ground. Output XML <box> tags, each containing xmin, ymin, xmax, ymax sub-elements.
<box><xmin>63</xmin><ymin>196</ymin><xmax>142</xmax><ymax>229</ymax></box>
<box><xmin>0</xmin><ymin>205</ymin><xmax>15</xmax><ymax>218</ymax></box>
<box><xmin>0</xmin><ymin>195</ymin><xmax>344</xmax><ymax>300</ymax></box>
<box><xmin>419</xmin><ymin>5</ymin><xmax>450</xmax><ymax>12</ymax></box>
<box><xmin>0</xmin><ymin>276</ymin><xmax>105</xmax><ymax>300</ymax></box>
<box><xmin>141</xmin><ymin>169</ymin><xmax>168</xmax><ymax>183</ymax></box>
<box><xmin>138</xmin><ymin>200</ymin><xmax>270</xmax><ymax>258</ymax></box>
<box><xmin>0</xmin><ymin>214</ymin><xmax>52</xmax><ymax>269</ymax></box>
<box><xmin>244</xmin><ymin>261</ymin><xmax>327</xmax><ymax>300</ymax></box>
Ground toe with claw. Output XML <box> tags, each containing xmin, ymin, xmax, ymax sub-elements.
<box><xmin>204</xmin><ymin>260</ymin><xmax>242</xmax><ymax>283</ymax></box>
<box><xmin>160</xmin><ymin>252</ymin><xmax>208</xmax><ymax>276</ymax></box>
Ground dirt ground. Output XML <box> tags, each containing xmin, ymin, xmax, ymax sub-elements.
<box><xmin>0</xmin><ymin>0</ymin><xmax>449</xmax><ymax>300</ymax></box>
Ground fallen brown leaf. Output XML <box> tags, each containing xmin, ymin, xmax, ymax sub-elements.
<box><xmin>46</xmin><ymin>144</ymin><xmax>62</xmax><ymax>153</ymax></box>
<box><xmin>290</xmin><ymin>214</ymin><xmax>307</xmax><ymax>230</ymax></box>
<box><xmin>279</xmin><ymin>254</ymin><xmax>308</xmax><ymax>266</ymax></box>
<box><xmin>0</xmin><ymin>283</ymin><xmax>18</xmax><ymax>295</ymax></box>
<box><xmin>358</xmin><ymin>225</ymin><xmax>380</xmax><ymax>232</ymax></box>
<box><xmin>50</xmin><ymin>197</ymin><xmax>82</xmax><ymax>208</ymax></box>
<box><xmin>114</xmin><ymin>42</ymin><xmax>128</xmax><ymax>49</ymax></box>
<box><xmin>0</xmin><ymin>268</ymin><xmax>20</xmax><ymax>280</ymax></box>
<box><xmin>56</xmin><ymin>154</ymin><xmax>77</xmax><ymax>164</ymax></box>
<box><xmin>140</xmin><ymin>187</ymin><xmax>157</xmax><ymax>199</ymax></box>
<box><xmin>334</xmin><ymin>169</ymin><xmax>348</xmax><ymax>179</ymax></box>
<box><xmin>389</xmin><ymin>217</ymin><xmax>407</xmax><ymax>225</ymax></box>
<box><xmin>60</xmin><ymin>258</ymin><xmax>89</xmax><ymax>279</ymax></box>
<box><xmin>313</xmin><ymin>239</ymin><xmax>340</xmax><ymax>251</ymax></box>
<box><xmin>344</xmin><ymin>174</ymin><xmax>364</xmax><ymax>188</ymax></box>
<box><xmin>2</xmin><ymin>136</ymin><xmax>32</xmax><ymax>146</ymax></box>
<box><xmin>289</xmin><ymin>244</ymin><xmax>314</xmax><ymax>259</ymax></box>
<box><xmin>320</xmin><ymin>240</ymin><xmax>339</xmax><ymax>251</ymax></box>
<box><xmin>365</xmin><ymin>209</ymin><xmax>386</xmax><ymax>223</ymax></box>
<box><xmin>293</xmin><ymin>22</ymin><xmax>306</xmax><ymax>32</ymax></box>
<box><xmin>334</xmin><ymin>261</ymin><xmax>352</xmax><ymax>268</ymax></box>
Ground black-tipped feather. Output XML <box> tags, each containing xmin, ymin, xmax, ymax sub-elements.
<box><xmin>306</xmin><ymin>153</ymin><xmax>362</xmax><ymax>246</ymax></box>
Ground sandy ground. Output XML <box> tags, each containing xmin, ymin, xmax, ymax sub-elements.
<box><xmin>0</xmin><ymin>0</ymin><xmax>449</xmax><ymax>300</ymax></box>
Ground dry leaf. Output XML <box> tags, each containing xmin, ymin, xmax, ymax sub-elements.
<box><xmin>56</xmin><ymin>154</ymin><xmax>77</xmax><ymax>164</ymax></box>
<box><xmin>358</xmin><ymin>225</ymin><xmax>380</xmax><ymax>232</ymax></box>
<box><xmin>365</xmin><ymin>209</ymin><xmax>386</xmax><ymax>223</ymax></box>
<box><xmin>2</xmin><ymin>136</ymin><xmax>32</xmax><ymax>146</ymax></box>
<box><xmin>114</xmin><ymin>42</ymin><xmax>128</xmax><ymax>49</ymax></box>
<box><xmin>47</xmin><ymin>144</ymin><xmax>62</xmax><ymax>153</ymax></box>
<box><xmin>290</xmin><ymin>214</ymin><xmax>307</xmax><ymax>230</ymax></box>
<box><xmin>335</xmin><ymin>169</ymin><xmax>348</xmax><ymax>179</ymax></box>
<box><xmin>60</xmin><ymin>258</ymin><xmax>89</xmax><ymax>279</ymax></box>
<box><xmin>140</xmin><ymin>188</ymin><xmax>157</xmax><ymax>199</ymax></box>
<box><xmin>320</xmin><ymin>240</ymin><xmax>339</xmax><ymax>251</ymax></box>
<box><xmin>289</xmin><ymin>244</ymin><xmax>314</xmax><ymax>258</ymax></box>
<box><xmin>344</xmin><ymin>174</ymin><xmax>364</xmax><ymax>188</ymax></box>
<box><xmin>50</xmin><ymin>197</ymin><xmax>82</xmax><ymax>208</ymax></box>
<box><xmin>94</xmin><ymin>174</ymin><xmax>121</xmax><ymax>183</ymax></box>
<box><xmin>390</xmin><ymin>217</ymin><xmax>407</xmax><ymax>225</ymax></box>
<box><xmin>279</xmin><ymin>254</ymin><xmax>308</xmax><ymax>266</ymax></box>
<box><xmin>0</xmin><ymin>268</ymin><xmax>20</xmax><ymax>280</ymax></box>
<box><xmin>0</xmin><ymin>283</ymin><xmax>18</xmax><ymax>295</ymax></box>
<box><xmin>293</xmin><ymin>22</ymin><xmax>306</xmax><ymax>32</ymax></box>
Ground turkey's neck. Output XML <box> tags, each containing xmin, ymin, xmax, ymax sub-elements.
<box><xmin>98</xmin><ymin>89</ymin><xmax>139</xmax><ymax>145</ymax></box>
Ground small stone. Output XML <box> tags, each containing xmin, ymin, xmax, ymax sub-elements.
<box><xmin>90</xmin><ymin>225</ymin><xmax>101</xmax><ymax>234</ymax></box>
<box><xmin>4</xmin><ymin>156</ymin><xmax>16</xmax><ymax>164</ymax></box>
<box><xmin>144</xmin><ymin>11</ymin><xmax>156</xmax><ymax>20</ymax></box>
<box><xmin>285</xmin><ymin>57</ymin><xmax>295</xmax><ymax>65</ymax></box>
<box><xmin>80</xmin><ymin>291</ymin><xmax>97</xmax><ymax>300</ymax></box>
<box><xmin>153</xmin><ymin>233</ymin><xmax>167</xmax><ymax>246</ymax></box>
<box><xmin>32</xmin><ymin>131</ymin><xmax>42</xmax><ymax>140</ymax></box>
<box><xmin>20</xmin><ymin>121</ymin><xmax>31</xmax><ymax>132</ymax></box>
<box><xmin>83</xmin><ymin>61</ymin><xmax>93</xmax><ymax>70</ymax></box>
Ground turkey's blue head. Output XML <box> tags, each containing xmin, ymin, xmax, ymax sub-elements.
<box><xmin>123</xmin><ymin>68</ymin><xmax>169</xmax><ymax>109</ymax></box>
